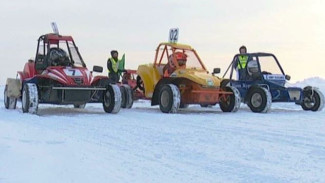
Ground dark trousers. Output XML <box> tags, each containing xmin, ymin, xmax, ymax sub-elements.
<box><xmin>109</xmin><ymin>72</ymin><xmax>119</xmax><ymax>83</ymax></box>
<box><xmin>238</xmin><ymin>68</ymin><xmax>247</xmax><ymax>80</ymax></box>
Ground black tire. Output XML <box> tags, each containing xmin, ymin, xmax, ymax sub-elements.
<box><xmin>74</xmin><ymin>104</ymin><xmax>86</xmax><ymax>109</ymax></box>
<box><xmin>301</xmin><ymin>87</ymin><xmax>324</xmax><ymax>111</ymax></box>
<box><xmin>158</xmin><ymin>84</ymin><xmax>180</xmax><ymax>113</ymax></box>
<box><xmin>219</xmin><ymin>86</ymin><xmax>241</xmax><ymax>112</ymax></box>
<box><xmin>246</xmin><ymin>87</ymin><xmax>271</xmax><ymax>113</ymax></box>
<box><xmin>136</xmin><ymin>76</ymin><xmax>145</xmax><ymax>91</ymax></box>
<box><xmin>22</xmin><ymin>85</ymin><xmax>30</xmax><ymax>113</ymax></box>
<box><xmin>200</xmin><ymin>104</ymin><xmax>210</xmax><ymax>108</ymax></box>
<box><xmin>220</xmin><ymin>79</ymin><xmax>230</xmax><ymax>88</ymax></box>
<box><xmin>120</xmin><ymin>84</ymin><xmax>133</xmax><ymax>109</ymax></box>
<box><xmin>4</xmin><ymin>85</ymin><xmax>17</xmax><ymax>109</ymax></box>
<box><xmin>22</xmin><ymin>83</ymin><xmax>39</xmax><ymax>114</ymax></box>
<box><xmin>120</xmin><ymin>86</ymin><xmax>126</xmax><ymax>108</ymax></box>
<box><xmin>102</xmin><ymin>84</ymin><xmax>121</xmax><ymax>114</ymax></box>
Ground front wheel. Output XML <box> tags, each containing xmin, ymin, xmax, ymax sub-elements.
<box><xmin>246</xmin><ymin>86</ymin><xmax>271</xmax><ymax>113</ymax></box>
<box><xmin>219</xmin><ymin>86</ymin><xmax>241</xmax><ymax>112</ymax></box>
<box><xmin>158</xmin><ymin>84</ymin><xmax>180</xmax><ymax>113</ymax></box>
<box><xmin>102</xmin><ymin>84</ymin><xmax>122</xmax><ymax>114</ymax></box>
<box><xmin>22</xmin><ymin>83</ymin><xmax>39</xmax><ymax>114</ymax></box>
<box><xmin>4</xmin><ymin>85</ymin><xmax>17</xmax><ymax>109</ymax></box>
<box><xmin>301</xmin><ymin>87</ymin><xmax>324</xmax><ymax>111</ymax></box>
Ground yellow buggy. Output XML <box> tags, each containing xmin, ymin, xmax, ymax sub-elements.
<box><xmin>136</xmin><ymin>42</ymin><xmax>241</xmax><ymax>113</ymax></box>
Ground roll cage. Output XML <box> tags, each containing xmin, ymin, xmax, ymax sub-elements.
<box><xmin>223</xmin><ymin>52</ymin><xmax>286</xmax><ymax>81</ymax></box>
<box><xmin>153</xmin><ymin>42</ymin><xmax>207</xmax><ymax>71</ymax></box>
<box><xmin>34</xmin><ymin>34</ymin><xmax>86</xmax><ymax>71</ymax></box>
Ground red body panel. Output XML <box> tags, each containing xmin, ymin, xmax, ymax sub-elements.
<box><xmin>18</xmin><ymin>62</ymin><xmax>37</xmax><ymax>82</ymax></box>
<box><xmin>19</xmin><ymin>61</ymin><xmax>108</xmax><ymax>86</ymax></box>
<box><xmin>45</xmin><ymin>34</ymin><xmax>73</xmax><ymax>44</ymax></box>
<box><xmin>41</xmin><ymin>66</ymin><xmax>95</xmax><ymax>86</ymax></box>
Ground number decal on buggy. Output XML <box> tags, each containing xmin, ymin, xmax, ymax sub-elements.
<box><xmin>64</xmin><ymin>69</ymin><xmax>82</xmax><ymax>76</ymax></box>
<box><xmin>169</xmin><ymin>28</ymin><xmax>179</xmax><ymax>43</ymax></box>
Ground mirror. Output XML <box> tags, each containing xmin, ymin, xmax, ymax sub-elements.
<box><xmin>212</xmin><ymin>68</ymin><xmax>221</xmax><ymax>74</ymax></box>
<box><xmin>93</xmin><ymin>65</ymin><xmax>103</xmax><ymax>73</ymax></box>
<box><xmin>285</xmin><ymin>74</ymin><xmax>291</xmax><ymax>81</ymax></box>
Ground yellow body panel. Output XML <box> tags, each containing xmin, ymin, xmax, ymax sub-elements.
<box><xmin>171</xmin><ymin>68</ymin><xmax>222</xmax><ymax>87</ymax></box>
<box><xmin>137</xmin><ymin>64</ymin><xmax>162</xmax><ymax>98</ymax></box>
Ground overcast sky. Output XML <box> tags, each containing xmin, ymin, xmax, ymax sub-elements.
<box><xmin>1</xmin><ymin>0</ymin><xmax>325</xmax><ymax>84</ymax></box>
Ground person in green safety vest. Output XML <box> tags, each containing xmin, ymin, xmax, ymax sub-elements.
<box><xmin>236</xmin><ymin>45</ymin><xmax>248</xmax><ymax>80</ymax></box>
<box><xmin>107</xmin><ymin>50</ymin><xmax>125</xmax><ymax>83</ymax></box>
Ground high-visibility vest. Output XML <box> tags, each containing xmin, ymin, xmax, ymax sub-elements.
<box><xmin>237</xmin><ymin>55</ymin><xmax>248</xmax><ymax>69</ymax></box>
<box><xmin>108</xmin><ymin>57</ymin><xmax>119</xmax><ymax>73</ymax></box>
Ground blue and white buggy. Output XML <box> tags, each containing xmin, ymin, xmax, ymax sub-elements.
<box><xmin>222</xmin><ymin>53</ymin><xmax>324</xmax><ymax>113</ymax></box>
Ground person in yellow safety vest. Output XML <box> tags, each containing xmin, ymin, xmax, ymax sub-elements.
<box><xmin>107</xmin><ymin>50</ymin><xmax>122</xmax><ymax>83</ymax></box>
<box><xmin>236</xmin><ymin>45</ymin><xmax>248</xmax><ymax>80</ymax></box>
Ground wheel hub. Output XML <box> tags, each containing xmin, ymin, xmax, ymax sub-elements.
<box><xmin>251</xmin><ymin>93</ymin><xmax>262</xmax><ymax>108</ymax></box>
<box><xmin>303</xmin><ymin>96</ymin><xmax>315</xmax><ymax>108</ymax></box>
<box><xmin>160</xmin><ymin>90</ymin><xmax>170</xmax><ymax>107</ymax></box>
<box><xmin>221</xmin><ymin>95</ymin><xmax>231</xmax><ymax>105</ymax></box>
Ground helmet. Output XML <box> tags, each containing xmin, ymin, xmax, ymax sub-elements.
<box><xmin>174</xmin><ymin>52</ymin><xmax>187</xmax><ymax>66</ymax></box>
<box><xmin>50</xmin><ymin>48</ymin><xmax>69</xmax><ymax>66</ymax></box>
<box><xmin>168</xmin><ymin>52</ymin><xmax>187</xmax><ymax>68</ymax></box>
<box><xmin>247</xmin><ymin>60</ymin><xmax>259</xmax><ymax>75</ymax></box>
<box><xmin>174</xmin><ymin>52</ymin><xmax>187</xmax><ymax>60</ymax></box>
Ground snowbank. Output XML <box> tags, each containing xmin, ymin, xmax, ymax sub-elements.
<box><xmin>286</xmin><ymin>77</ymin><xmax>325</xmax><ymax>91</ymax></box>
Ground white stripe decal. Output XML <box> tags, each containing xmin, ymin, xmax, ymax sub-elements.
<box><xmin>51</xmin><ymin>69</ymin><xmax>67</xmax><ymax>80</ymax></box>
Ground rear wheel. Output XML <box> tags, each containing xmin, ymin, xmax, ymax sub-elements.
<box><xmin>136</xmin><ymin>76</ymin><xmax>145</xmax><ymax>91</ymax></box>
<box><xmin>4</xmin><ymin>85</ymin><xmax>17</xmax><ymax>109</ymax></box>
<box><xmin>219</xmin><ymin>86</ymin><xmax>241</xmax><ymax>112</ymax></box>
<box><xmin>120</xmin><ymin>84</ymin><xmax>133</xmax><ymax>109</ymax></box>
<box><xmin>246</xmin><ymin>86</ymin><xmax>271</xmax><ymax>113</ymax></box>
<box><xmin>220</xmin><ymin>79</ymin><xmax>230</xmax><ymax>88</ymax></box>
<box><xmin>22</xmin><ymin>83</ymin><xmax>39</xmax><ymax>114</ymax></box>
<box><xmin>158</xmin><ymin>84</ymin><xmax>180</xmax><ymax>113</ymax></box>
<box><xmin>301</xmin><ymin>87</ymin><xmax>324</xmax><ymax>111</ymax></box>
<box><xmin>103</xmin><ymin>84</ymin><xmax>121</xmax><ymax>114</ymax></box>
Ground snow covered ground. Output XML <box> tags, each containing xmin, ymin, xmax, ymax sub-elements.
<box><xmin>1</xmin><ymin>78</ymin><xmax>325</xmax><ymax>183</ymax></box>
